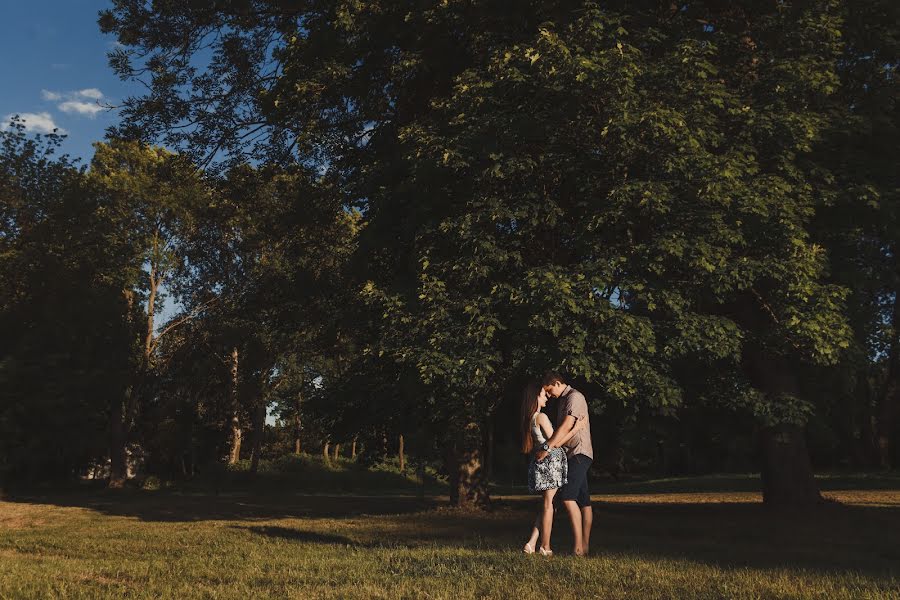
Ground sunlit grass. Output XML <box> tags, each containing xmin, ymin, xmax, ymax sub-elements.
<box><xmin>2</xmin><ymin>479</ymin><xmax>898</xmax><ymax>599</ymax></box>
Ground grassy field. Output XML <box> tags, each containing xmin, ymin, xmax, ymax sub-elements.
<box><xmin>1</xmin><ymin>474</ymin><xmax>899</xmax><ymax>599</ymax></box>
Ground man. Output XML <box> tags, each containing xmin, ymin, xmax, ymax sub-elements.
<box><xmin>534</xmin><ymin>371</ymin><xmax>593</xmax><ymax>556</ymax></box>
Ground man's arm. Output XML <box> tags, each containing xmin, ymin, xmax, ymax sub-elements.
<box><xmin>535</xmin><ymin>414</ymin><xmax>577</xmax><ymax>462</ymax></box>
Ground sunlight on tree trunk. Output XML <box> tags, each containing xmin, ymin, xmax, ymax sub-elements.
<box><xmin>228</xmin><ymin>347</ymin><xmax>241</xmax><ymax>465</ymax></box>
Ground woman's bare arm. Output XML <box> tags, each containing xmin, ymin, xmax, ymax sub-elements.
<box><xmin>537</xmin><ymin>413</ymin><xmax>554</xmax><ymax>440</ymax></box>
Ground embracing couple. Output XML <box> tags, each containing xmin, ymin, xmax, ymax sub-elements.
<box><xmin>521</xmin><ymin>371</ymin><xmax>593</xmax><ymax>557</ymax></box>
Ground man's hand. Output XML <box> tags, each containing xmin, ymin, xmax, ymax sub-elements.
<box><xmin>535</xmin><ymin>450</ymin><xmax>549</xmax><ymax>462</ymax></box>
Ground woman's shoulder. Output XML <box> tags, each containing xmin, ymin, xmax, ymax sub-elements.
<box><xmin>536</xmin><ymin>412</ymin><xmax>552</xmax><ymax>426</ymax></box>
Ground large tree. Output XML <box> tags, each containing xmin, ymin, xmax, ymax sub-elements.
<box><xmin>87</xmin><ymin>139</ymin><xmax>209</xmax><ymax>486</ymax></box>
<box><xmin>101</xmin><ymin>1</ymin><xmax>856</xmax><ymax>505</ymax></box>
<box><xmin>0</xmin><ymin>122</ymin><xmax>131</xmax><ymax>482</ymax></box>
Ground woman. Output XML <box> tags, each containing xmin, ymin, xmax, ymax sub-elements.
<box><xmin>521</xmin><ymin>381</ymin><xmax>585</xmax><ymax>556</ymax></box>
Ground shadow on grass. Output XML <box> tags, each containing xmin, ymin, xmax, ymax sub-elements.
<box><xmin>489</xmin><ymin>495</ymin><xmax>900</xmax><ymax>579</ymax></box>
<box><xmin>4</xmin><ymin>490</ymin><xmax>438</xmax><ymax>522</ymax></box>
<box><xmin>5</xmin><ymin>481</ymin><xmax>900</xmax><ymax>581</ymax></box>
<box><xmin>237</xmin><ymin>525</ymin><xmax>356</xmax><ymax>545</ymax></box>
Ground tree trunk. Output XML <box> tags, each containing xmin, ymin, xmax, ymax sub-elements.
<box><xmin>293</xmin><ymin>395</ymin><xmax>302</xmax><ymax>455</ymax></box>
<box><xmin>108</xmin><ymin>401</ymin><xmax>128</xmax><ymax>488</ymax></box>
<box><xmin>227</xmin><ymin>347</ymin><xmax>242</xmax><ymax>465</ymax></box>
<box><xmin>109</xmin><ymin>290</ymin><xmax>136</xmax><ymax>488</ymax></box>
<box><xmin>743</xmin><ymin>347</ymin><xmax>822</xmax><ymax>506</ymax></box>
<box><xmin>351</xmin><ymin>436</ymin><xmax>357</xmax><ymax>459</ymax></box>
<box><xmin>398</xmin><ymin>434</ymin><xmax>405</xmax><ymax>473</ymax></box>
<box><xmin>759</xmin><ymin>424</ymin><xmax>822</xmax><ymax>505</ymax></box>
<box><xmin>333</xmin><ymin>444</ymin><xmax>341</xmax><ymax>460</ymax></box>
<box><xmin>417</xmin><ymin>459</ymin><xmax>426</xmax><ymax>501</ymax></box>
<box><xmin>483</xmin><ymin>419</ymin><xmax>494</xmax><ymax>485</ymax></box>
<box><xmin>323</xmin><ymin>441</ymin><xmax>330</xmax><ymax>465</ymax></box>
<box><xmin>876</xmin><ymin>288</ymin><xmax>900</xmax><ymax>469</ymax></box>
<box><xmin>249</xmin><ymin>398</ymin><xmax>265</xmax><ymax>475</ymax></box>
<box><xmin>447</xmin><ymin>421</ymin><xmax>490</xmax><ymax>509</ymax></box>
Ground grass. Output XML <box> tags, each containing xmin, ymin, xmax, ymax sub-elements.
<box><xmin>1</xmin><ymin>473</ymin><xmax>898</xmax><ymax>599</ymax></box>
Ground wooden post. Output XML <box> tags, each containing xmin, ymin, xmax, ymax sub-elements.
<box><xmin>398</xmin><ymin>434</ymin><xmax>406</xmax><ymax>473</ymax></box>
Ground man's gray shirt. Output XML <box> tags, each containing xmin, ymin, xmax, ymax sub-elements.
<box><xmin>557</xmin><ymin>386</ymin><xmax>593</xmax><ymax>460</ymax></box>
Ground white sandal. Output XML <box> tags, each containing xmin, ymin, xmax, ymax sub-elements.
<box><xmin>539</xmin><ymin>547</ymin><xmax>553</xmax><ymax>557</ymax></box>
<box><xmin>523</xmin><ymin>542</ymin><xmax>535</xmax><ymax>554</ymax></box>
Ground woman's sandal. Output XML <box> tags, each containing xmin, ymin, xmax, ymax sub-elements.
<box><xmin>539</xmin><ymin>547</ymin><xmax>553</xmax><ymax>557</ymax></box>
<box><xmin>523</xmin><ymin>542</ymin><xmax>535</xmax><ymax>554</ymax></box>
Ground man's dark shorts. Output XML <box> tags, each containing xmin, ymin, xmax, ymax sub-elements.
<box><xmin>558</xmin><ymin>454</ymin><xmax>592</xmax><ymax>507</ymax></box>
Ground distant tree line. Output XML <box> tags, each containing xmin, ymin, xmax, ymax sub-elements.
<box><xmin>1</xmin><ymin>0</ymin><xmax>897</xmax><ymax>507</ymax></box>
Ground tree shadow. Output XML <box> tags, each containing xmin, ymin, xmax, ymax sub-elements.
<box><xmin>235</xmin><ymin>525</ymin><xmax>356</xmax><ymax>545</ymax></box>
<box><xmin>3</xmin><ymin>490</ymin><xmax>437</xmax><ymax>522</ymax></box>
<box><xmin>485</xmin><ymin>496</ymin><xmax>900</xmax><ymax>579</ymax></box>
<box><xmin>6</xmin><ymin>489</ymin><xmax>900</xmax><ymax>581</ymax></box>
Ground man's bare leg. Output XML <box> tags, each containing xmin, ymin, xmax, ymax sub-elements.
<box><xmin>562</xmin><ymin>500</ymin><xmax>584</xmax><ymax>555</ymax></box>
<box><xmin>581</xmin><ymin>505</ymin><xmax>593</xmax><ymax>555</ymax></box>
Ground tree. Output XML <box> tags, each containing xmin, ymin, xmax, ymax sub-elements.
<box><xmin>0</xmin><ymin>121</ymin><xmax>131</xmax><ymax>482</ymax></box>
<box><xmin>813</xmin><ymin>0</ymin><xmax>900</xmax><ymax>468</ymax></box>
<box><xmin>102</xmin><ymin>1</ymin><xmax>856</xmax><ymax>506</ymax></box>
<box><xmin>87</xmin><ymin>139</ymin><xmax>209</xmax><ymax>487</ymax></box>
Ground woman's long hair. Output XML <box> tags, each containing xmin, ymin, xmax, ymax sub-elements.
<box><xmin>521</xmin><ymin>381</ymin><xmax>542</xmax><ymax>454</ymax></box>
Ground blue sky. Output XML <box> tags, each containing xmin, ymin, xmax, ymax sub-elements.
<box><xmin>1</xmin><ymin>2</ymin><xmax>183</xmax><ymax>322</ymax></box>
<box><xmin>0</xmin><ymin>1</ymin><xmax>137</xmax><ymax>163</ymax></box>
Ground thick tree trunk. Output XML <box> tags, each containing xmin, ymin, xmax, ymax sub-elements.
<box><xmin>323</xmin><ymin>441</ymin><xmax>330</xmax><ymax>465</ymax></box>
<box><xmin>227</xmin><ymin>347</ymin><xmax>242</xmax><ymax>465</ymax></box>
<box><xmin>333</xmin><ymin>444</ymin><xmax>341</xmax><ymax>460</ymax></box>
<box><xmin>447</xmin><ymin>421</ymin><xmax>490</xmax><ymax>509</ymax></box>
<box><xmin>759</xmin><ymin>424</ymin><xmax>822</xmax><ymax>505</ymax></box>
<box><xmin>741</xmin><ymin>319</ymin><xmax>822</xmax><ymax>506</ymax></box>
<box><xmin>398</xmin><ymin>434</ymin><xmax>405</xmax><ymax>473</ymax></box>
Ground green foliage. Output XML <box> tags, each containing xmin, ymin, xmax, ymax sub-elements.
<box><xmin>0</xmin><ymin>122</ymin><xmax>131</xmax><ymax>481</ymax></box>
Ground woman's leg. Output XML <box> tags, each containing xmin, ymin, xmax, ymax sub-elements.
<box><xmin>540</xmin><ymin>488</ymin><xmax>557</xmax><ymax>551</ymax></box>
<box><xmin>525</xmin><ymin>513</ymin><xmax>540</xmax><ymax>551</ymax></box>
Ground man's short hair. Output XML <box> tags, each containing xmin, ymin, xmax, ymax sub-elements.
<box><xmin>542</xmin><ymin>370</ymin><xmax>566</xmax><ymax>386</ymax></box>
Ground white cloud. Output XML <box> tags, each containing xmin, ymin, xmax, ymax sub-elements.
<box><xmin>40</xmin><ymin>88</ymin><xmax>107</xmax><ymax>118</ymax></box>
<box><xmin>2</xmin><ymin>112</ymin><xmax>67</xmax><ymax>134</ymax></box>
<box><xmin>76</xmin><ymin>88</ymin><xmax>103</xmax><ymax>100</ymax></box>
<box><xmin>58</xmin><ymin>100</ymin><xmax>104</xmax><ymax>117</ymax></box>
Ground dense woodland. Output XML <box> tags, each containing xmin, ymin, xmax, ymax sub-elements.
<box><xmin>0</xmin><ymin>0</ymin><xmax>897</xmax><ymax>508</ymax></box>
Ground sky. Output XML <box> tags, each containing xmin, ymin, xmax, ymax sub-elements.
<box><xmin>0</xmin><ymin>1</ymin><xmax>138</xmax><ymax>163</ymax></box>
<box><xmin>1</xmin><ymin>2</ymin><xmax>183</xmax><ymax>328</ymax></box>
